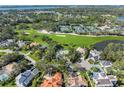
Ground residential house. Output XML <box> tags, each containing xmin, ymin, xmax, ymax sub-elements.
<box><xmin>72</xmin><ymin>25</ymin><xmax>85</xmax><ymax>34</ymax></box>
<box><xmin>89</xmin><ymin>49</ymin><xmax>101</xmax><ymax>62</ymax></box>
<box><xmin>41</xmin><ymin>72</ymin><xmax>62</xmax><ymax>87</ymax></box>
<box><xmin>92</xmin><ymin>72</ymin><xmax>113</xmax><ymax>87</ymax></box>
<box><xmin>96</xmin><ymin>79</ymin><xmax>113</xmax><ymax>87</ymax></box>
<box><xmin>0</xmin><ymin>39</ymin><xmax>14</xmax><ymax>47</ymax></box>
<box><xmin>17</xmin><ymin>40</ymin><xmax>26</xmax><ymax>48</ymax></box>
<box><xmin>0</xmin><ymin>62</ymin><xmax>16</xmax><ymax>81</ymax></box>
<box><xmin>75</xmin><ymin>58</ymin><xmax>91</xmax><ymax>71</ymax></box>
<box><xmin>16</xmin><ymin>68</ymin><xmax>39</xmax><ymax>87</ymax></box>
<box><xmin>92</xmin><ymin>72</ymin><xmax>108</xmax><ymax>81</ymax></box>
<box><xmin>59</xmin><ymin>25</ymin><xmax>72</xmax><ymax>33</ymax></box>
<box><xmin>56</xmin><ymin>50</ymin><xmax>69</xmax><ymax>60</ymax></box>
<box><xmin>23</xmin><ymin>32</ymin><xmax>30</xmax><ymax>35</ymax></box>
<box><xmin>76</xmin><ymin>47</ymin><xmax>86</xmax><ymax>55</ymax></box>
<box><xmin>29</xmin><ymin>42</ymin><xmax>39</xmax><ymax>48</ymax></box>
<box><xmin>67</xmin><ymin>73</ymin><xmax>88</xmax><ymax>87</ymax></box>
<box><xmin>108</xmin><ymin>75</ymin><xmax>117</xmax><ymax>85</ymax></box>
<box><xmin>100</xmin><ymin>60</ymin><xmax>112</xmax><ymax>68</ymax></box>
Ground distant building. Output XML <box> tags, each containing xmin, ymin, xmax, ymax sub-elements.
<box><xmin>72</xmin><ymin>25</ymin><xmax>86</xmax><ymax>33</ymax></box>
<box><xmin>16</xmin><ymin>68</ymin><xmax>39</xmax><ymax>87</ymax></box>
<box><xmin>59</xmin><ymin>25</ymin><xmax>72</xmax><ymax>33</ymax></box>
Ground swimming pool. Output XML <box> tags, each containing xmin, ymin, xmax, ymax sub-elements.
<box><xmin>0</xmin><ymin>73</ymin><xmax>9</xmax><ymax>81</ymax></box>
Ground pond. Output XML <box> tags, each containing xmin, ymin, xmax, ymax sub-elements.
<box><xmin>94</xmin><ymin>40</ymin><xmax>124</xmax><ymax>51</ymax></box>
<box><xmin>117</xmin><ymin>16</ymin><xmax>124</xmax><ymax>21</ymax></box>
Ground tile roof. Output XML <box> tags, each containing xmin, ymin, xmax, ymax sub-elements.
<box><xmin>41</xmin><ymin>72</ymin><xmax>62</xmax><ymax>87</ymax></box>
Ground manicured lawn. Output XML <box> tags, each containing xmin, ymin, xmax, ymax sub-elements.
<box><xmin>0</xmin><ymin>52</ymin><xmax>6</xmax><ymax>57</ymax></box>
<box><xmin>49</xmin><ymin>34</ymin><xmax>124</xmax><ymax>48</ymax></box>
<box><xmin>16</xmin><ymin>29</ymin><xmax>124</xmax><ymax>48</ymax></box>
<box><xmin>29</xmin><ymin>54</ymin><xmax>41</xmax><ymax>62</ymax></box>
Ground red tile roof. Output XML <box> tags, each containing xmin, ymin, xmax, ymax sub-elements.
<box><xmin>41</xmin><ymin>72</ymin><xmax>62</xmax><ymax>87</ymax></box>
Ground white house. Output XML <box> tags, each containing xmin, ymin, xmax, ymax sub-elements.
<box><xmin>100</xmin><ymin>60</ymin><xmax>112</xmax><ymax>68</ymax></box>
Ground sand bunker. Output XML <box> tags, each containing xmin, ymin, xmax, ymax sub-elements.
<box><xmin>56</xmin><ymin>35</ymin><xmax>66</xmax><ymax>37</ymax></box>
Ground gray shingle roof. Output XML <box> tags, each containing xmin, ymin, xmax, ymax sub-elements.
<box><xmin>97</xmin><ymin>79</ymin><xmax>112</xmax><ymax>85</ymax></box>
<box><xmin>16</xmin><ymin>68</ymin><xmax>39</xmax><ymax>87</ymax></box>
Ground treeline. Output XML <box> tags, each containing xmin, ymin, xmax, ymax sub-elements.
<box><xmin>101</xmin><ymin>43</ymin><xmax>124</xmax><ymax>86</ymax></box>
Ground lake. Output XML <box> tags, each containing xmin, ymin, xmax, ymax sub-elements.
<box><xmin>94</xmin><ymin>40</ymin><xmax>124</xmax><ymax>51</ymax></box>
<box><xmin>0</xmin><ymin>5</ymin><xmax>63</xmax><ymax>11</ymax></box>
<box><xmin>117</xmin><ymin>16</ymin><xmax>124</xmax><ymax>21</ymax></box>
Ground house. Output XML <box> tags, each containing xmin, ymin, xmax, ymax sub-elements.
<box><xmin>92</xmin><ymin>72</ymin><xmax>108</xmax><ymax>81</ymax></box>
<box><xmin>67</xmin><ymin>73</ymin><xmax>88</xmax><ymax>87</ymax></box>
<box><xmin>100</xmin><ymin>60</ymin><xmax>112</xmax><ymax>68</ymax></box>
<box><xmin>76</xmin><ymin>47</ymin><xmax>86</xmax><ymax>55</ymax></box>
<box><xmin>96</xmin><ymin>79</ymin><xmax>113</xmax><ymax>87</ymax></box>
<box><xmin>0</xmin><ymin>62</ymin><xmax>16</xmax><ymax>81</ymax></box>
<box><xmin>108</xmin><ymin>75</ymin><xmax>117</xmax><ymax>85</ymax></box>
<box><xmin>92</xmin><ymin>72</ymin><xmax>114</xmax><ymax>87</ymax></box>
<box><xmin>89</xmin><ymin>49</ymin><xmax>101</xmax><ymax>62</ymax></box>
<box><xmin>17</xmin><ymin>40</ymin><xmax>26</xmax><ymax>48</ymax></box>
<box><xmin>72</xmin><ymin>25</ymin><xmax>85</xmax><ymax>33</ymax></box>
<box><xmin>59</xmin><ymin>25</ymin><xmax>72</xmax><ymax>33</ymax></box>
<box><xmin>5</xmin><ymin>62</ymin><xmax>17</xmax><ymax>74</ymax></box>
<box><xmin>41</xmin><ymin>72</ymin><xmax>62</xmax><ymax>87</ymax></box>
<box><xmin>75</xmin><ymin>59</ymin><xmax>91</xmax><ymax>71</ymax></box>
<box><xmin>29</xmin><ymin>42</ymin><xmax>39</xmax><ymax>48</ymax></box>
<box><xmin>0</xmin><ymin>39</ymin><xmax>14</xmax><ymax>47</ymax></box>
<box><xmin>16</xmin><ymin>68</ymin><xmax>39</xmax><ymax>87</ymax></box>
<box><xmin>23</xmin><ymin>32</ymin><xmax>30</xmax><ymax>35</ymax></box>
<box><xmin>56</xmin><ymin>50</ymin><xmax>69</xmax><ymax>60</ymax></box>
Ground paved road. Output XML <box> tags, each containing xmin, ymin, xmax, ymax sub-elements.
<box><xmin>0</xmin><ymin>49</ymin><xmax>36</xmax><ymax>65</ymax></box>
<box><xmin>0</xmin><ymin>49</ymin><xmax>13</xmax><ymax>53</ymax></box>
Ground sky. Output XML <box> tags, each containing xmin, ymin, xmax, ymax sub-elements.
<box><xmin>0</xmin><ymin>0</ymin><xmax>124</xmax><ymax>5</ymax></box>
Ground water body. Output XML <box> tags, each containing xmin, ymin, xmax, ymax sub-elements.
<box><xmin>117</xmin><ymin>16</ymin><xmax>124</xmax><ymax>21</ymax></box>
<box><xmin>0</xmin><ymin>5</ymin><xmax>63</xmax><ymax>11</ymax></box>
<box><xmin>94</xmin><ymin>40</ymin><xmax>124</xmax><ymax>51</ymax></box>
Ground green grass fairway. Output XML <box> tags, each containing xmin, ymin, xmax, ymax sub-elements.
<box><xmin>49</xmin><ymin>34</ymin><xmax>124</xmax><ymax>48</ymax></box>
<box><xmin>16</xmin><ymin>29</ymin><xmax>124</xmax><ymax>48</ymax></box>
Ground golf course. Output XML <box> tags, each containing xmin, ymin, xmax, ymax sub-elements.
<box><xmin>17</xmin><ymin>29</ymin><xmax>124</xmax><ymax>48</ymax></box>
